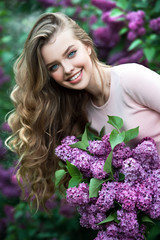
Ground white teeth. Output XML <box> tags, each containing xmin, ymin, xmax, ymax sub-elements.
<box><xmin>69</xmin><ymin>71</ymin><xmax>81</xmax><ymax>81</ymax></box>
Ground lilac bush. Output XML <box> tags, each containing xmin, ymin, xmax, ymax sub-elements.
<box><xmin>55</xmin><ymin>116</ymin><xmax>160</xmax><ymax>239</ymax></box>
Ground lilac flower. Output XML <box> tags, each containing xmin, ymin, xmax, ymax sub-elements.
<box><xmin>133</xmin><ymin>139</ymin><xmax>160</xmax><ymax>172</ymax></box>
<box><xmin>72</xmin><ymin>151</ymin><xmax>93</xmax><ymax>178</ymax></box>
<box><xmin>61</xmin><ymin>136</ymin><xmax>78</xmax><ymax>145</ymax></box>
<box><xmin>59</xmin><ymin>199</ymin><xmax>76</xmax><ymax>218</ymax></box>
<box><xmin>121</xmin><ymin>158</ymin><xmax>146</xmax><ymax>185</ymax></box>
<box><xmin>4</xmin><ymin>205</ymin><xmax>15</xmax><ymax>222</ymax></box>
<box><xmin>0</xmin><ymin>67</ymin><xmax>10</xmax><ymax>86</ymax></box>
<box><xmin>126</xmin><ymin>10</ymin><xmax>146</xmax><ymax>41</ymax></box>
<box><xmin>116</xmin><ymin>183</ymin><xmax>137</xmax><ymax>211</ymax></box>
<box><xmin>90</xmin><ymin>156</ymin><xmax>108</xmax><ymax>179</ymax></box>
<box><xmin>79</xmin><ymin>205</ymin><xmax>105</xmax><ymax>230</ymax></box>
<box><xmin>37</xmin><ymin>0</ymin><xmax>57</xmax><ymax>7</ymax></box>
<box><xmin>0</xmin><ymin>139</ymin><xmax>7</xmax><ymax>158</ymax></box>
<box><xmin>118</xmin><ymin>49</ymin><xmax>146</xmax><ymax>65</ymax></box>
<box><xmin>96</xmin><ymin>182</ymin><xmax>117</xmax><ymax>212</ymax></box>
<box><xmin>1</xmin><ymin>122</ymin><xmax>11</xmax><ymax>132</ymax></box>
<box><xmin>149</xmin><ymin>17</ymin><xmax>160</xmax><ymax>33</ymax></box>
<box><xmin>91</xmin><ymin>0</ymin><xmax>116</xmax><ymax>12</ymax></box>
<box><xmin>112</xmin><ymin>143</ymin><xmax>132</xmax><ymax>168</ymax></box>
<box><xmin>0</xmin><ymin>166</ymin><xmax>21</xmax><ymax>198</ymax></box>
<box><xmin>117</xmin><ymin>209</ymin><xmax>139</xmax><ymax>237</ymax></box>
<box><xmin>55</xmin><ymin>143</ymin><xmax>74</xmax><ymax>162</ymax></box>
<box><xmin>66</xmin><ymin>183</ymin><xmax>89</xmax><ymax>206</ymax></box>
<box><xmin>89</xmin><ymin>15</ymin><xmax>97</xmax><ymax>26</ymax></box>
<box><xmin>136</xmin><ymin>181</ymin><xmax>152</xmax><ymax>212</ymax></box>
<box><xmin>88</xmin><ymin>140</ymin><xmax>107</xmax><ymax>156</ymax></box>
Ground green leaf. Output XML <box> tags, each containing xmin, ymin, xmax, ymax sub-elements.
<box><xmin>104</xmin><ymin>151</ymin><xmax>113</xmax><ymax>175</ymax></box>
<box><xmin>128</xmin><ymin>39</ymin><xmax>143</xmax><ymax>51</ymax></box>
<box><xmin>99</xmin><ymin>126</ymin><xmax>105</xmax><ymax>138</ymax></box>
<box><xmin>82</xmin><ymin>124</ymin><xmax>89</xmax><ymax>147</ymax></box>
<box><xmin>141</xmin><ymin>215</ymin><xmax>155</xmax><ymax>224</ymax></box>
<box><xmin>110</xmin><ymin>130</ymin><xmax>125</xmax><ymax>150</ymax></box>
<box><xmin>107</xmin><ymin>115</ymin><xmax>123</xmax><ymax>130</ymax></box>
<box><xmin>124</xmin><ymin>127</ymin><xmax>139</xmax><ymax>143</ymax></box>
<box><xmin>68</xmin><ymin>176</ymin><xmax>82</xmax><ymax>188</ymax></box>
<box><xmin>55</xmin><ymin>169</ymin><xmax>66</xmax><ymax>187</ymax></box>
<box><xmin>119</xmin><ymin>27</ymin><xmax>128</xmax><ymax>35</ymax></box>
<box><xmin>89</xmin><ymin>178</ymin><xmax>104</xmax><ymax>198</ymax></box>
<box><xmin>116</xmin><ymin>0</ymin><xmax>128</xmax><ymax>9</ymax></box>
<box><xmin>118</xmin><ymin>172</ymin><xmax>125</xmax><ymax>182</ymax></box>
<box><xmin>70</xmin><ymin>141</ymin><xmax>88</xmax><ymax>151</ymax></box>
<box><xmin>97</xmin><ymin>213</ymin><xmax>115</xmax><ymax>225</ymax></box>
<box><xmin>144</xmin><ymin>48</ymin><xmax>156</xmax><ymax>62</ymax></box>
<box><xmin>70</xmin><ymin>123</ymin><xmax>89</xmax><ymax>150</ymax></box>
<box><xmin>66</xmin><ymin>160</ymin><xmax>82</xmax><ymax>178</ymax></box>
<box><xmin>110</xmin><ymin>8</ymin><xmax>124</xmax><ymax>17</ymax></box>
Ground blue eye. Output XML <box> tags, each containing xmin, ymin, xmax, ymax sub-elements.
<box><xmin>49</xmin><ymin>64</ymin><xmax>59</xmax><ymax>72</ymax></box>
<box><xmin>68</xmin><ymin>51</ymin><xmax>76</xmax><ymax>58</ymax></box>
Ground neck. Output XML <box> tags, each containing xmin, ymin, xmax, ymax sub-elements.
<box><xmin>86</xmin><ymin>63</ymin><xmax>111</xmax><ymax>107</ymax></box>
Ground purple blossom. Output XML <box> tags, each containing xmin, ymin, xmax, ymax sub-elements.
<box><xmin>116</xmin><ymin>183</ymin><xmax>137</xmax><ymax>211</ymax></box>
<box><xmin>117</xmin><ymin>209</ymin><xmax>139</xmax><ymax>237</ymax></box>
<box><xmin>121</xmin><ymin>158</ymin><xmax>146</xmax><ymax>185</ymax></box>
<box><xmin>4</xmin><ymin>205</ymin><xmax>15</xmax><ymax>222</ymax></box>
<box><xmin>149</xmin><ymin>17</ymin><xmax>160</xmax><ymax>33</ymax></box>
<box><xmin>126</xmin><ymin>10</ymin><xmax>146</xmax><ymax>41</ymax></box>
<box><xmin>136</xmin><ymin>181</ymin><xmax>152</xmax><ymax>212</ymax></box>
<box><xmin>0</xmin><ymin>166</ymin><xmax>21</xmax><ymax>198</ymax></box>
<box><xmin>112</xmin><ymin>143</ymin><xmax>133</xmax><ymax>168</ymax></box>
<box><xmin>79</xmin><ymin>205</ymin><xmax>105</xmax><ymax>230</ymax></box>
<box><xmin>91</xmin><ymin>0</ymin><xmax>116</xmax><ymax>12</ymax></box>
<box><xmin>89</xmin><ymin>15</ymin><xmax>97</xmax><ymax>26</ymax></box>
<box><xmin>96</xmin><ymin>182</ymin><xmax>117</xmax><ymax>212</ymax></box>
<box><xmin>88</xmin><ymin>140</ymin><xmax>107</xmax><ymax>156</ymax></box>
<box><xmin>66</xmin><ymin>183</ymin><xmax>89</xmax><ymax>206</ymax></box>
<box><xmin>61</xmin><ymin>136</ymin><xmax>78</xmax><ymax>145</ymax></box>
<box><xmin>90</xmin><ymin>156</ymin><xmax>108</xmax><ymax>179</ymax></box>
<box><xmin>0</xmin><ymin>139</ymin><xmax>7</xmax><ymax>158</ymax></box>
<box><xmin>133</xmin><ymin>140</ymin><xmax>160</xmax><ymax>172</ymax></box>
<box><xmin>72</xmin><ymin>151</ymin><xmax>92</xmax><ymax>178</ymax></box>
<box><xmin>1</xmin><ymin>122</ymin><xmax>12</xmax><ymax>132</ymax></box>
<box><xmin>59</xmin><ymin>199</ymin><xmax>76</xmax><ymax>218</ymax></box>
<box><xmin>0</xmin><ymin>67</ymin><xmax>10</xmax><ymax>86</ymax></box>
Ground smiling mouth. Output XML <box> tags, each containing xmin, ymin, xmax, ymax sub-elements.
<box><xmin>68</xmin><ymin>70</ymin><xmax>82</xmax><ymax>81</ymax></box>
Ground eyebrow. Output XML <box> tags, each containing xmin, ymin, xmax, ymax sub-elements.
<box><xmin>46</xmin><ymin>44</ymin><xmax>74</xmax><ymax>68</ymax></box>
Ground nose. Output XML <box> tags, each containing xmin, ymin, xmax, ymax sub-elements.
<box><xmin>62</xmin><ymin>60</ymin><xmax>74</xmax><ymax>74</ymax></box>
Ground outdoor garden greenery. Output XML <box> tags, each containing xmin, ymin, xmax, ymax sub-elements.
<box><xmin>0</xmin><ymin>0</ymin><xmax>160</xmax><ymax>239</ymax></box>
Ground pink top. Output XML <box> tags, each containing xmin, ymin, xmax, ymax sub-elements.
<box><xmin>87</xmin><ymin>63</ymin><xmax>160</xmax><ymax>154</ymax></box>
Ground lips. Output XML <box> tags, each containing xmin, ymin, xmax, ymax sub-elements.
<box><xmin>67</xmin><ymin>70</ymin><xmax>82</xmax><ymax>82</ymax></box>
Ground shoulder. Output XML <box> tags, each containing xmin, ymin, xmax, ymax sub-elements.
<box><xmin>111</xmin><ymin>63</ymin><xmax>160</xmax><ymax>90</ymax></box>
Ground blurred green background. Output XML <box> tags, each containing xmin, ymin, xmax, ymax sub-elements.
<box><xmin>0</xmin><ymin>0</ymin><xmax>160</xmax><ymax>239</ymax></box>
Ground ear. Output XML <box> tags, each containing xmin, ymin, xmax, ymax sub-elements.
<box><xmin>87</xmin><ymin>46</ymin><xmax>91</xmax><ymax>55</ymax></box>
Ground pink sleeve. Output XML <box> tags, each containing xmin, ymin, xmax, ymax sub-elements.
<box><xmin>120</xmin><ymin>63</ymin><xmax>160</xmax><ymax>112</ymax></box>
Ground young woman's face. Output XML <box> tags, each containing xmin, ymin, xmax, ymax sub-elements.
<box><xmin>41</xmin><ymin>29</ymin><xmax>93</xmax><ymax>90</ymax></box>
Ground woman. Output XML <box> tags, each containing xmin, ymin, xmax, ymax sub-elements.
<box><xmin>6</xmin><ymin>12</ymin><xmax>160</xmax><ymax>209</ymax></box>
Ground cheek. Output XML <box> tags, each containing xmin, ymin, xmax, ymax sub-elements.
<box><xmin>51</xmin><ymin>70</ymin><xmax>63</xmax><ymax>82</ymax></box>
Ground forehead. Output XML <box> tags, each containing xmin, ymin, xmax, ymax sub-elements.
<box><xmin>41</xmin><ymin>29</ymin><xmax>80</xmax><ymax>63</ymax></box>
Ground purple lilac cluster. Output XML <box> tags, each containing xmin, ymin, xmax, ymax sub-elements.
<box><xmin>0</xmin><ymin>165</ymin><xmax>21</xmax><ymax>198</ymax></box>
<box><xmin>55</xmin><ymin>135</ymin><xmax>160</xmax><ymax>239</ymax></box>
<box><xmin>149</xmin><ymin>17</ymin><xmax>160</xmax><ymax>33</ymax></box>
<box><xmin>0</xmin><ymin>67</ymin><xmax>10</xmax><ymax>87</ymax></box>
<box><xmin>126</xmin><ymin>10</ymin><xmax>146</xmax><ymax>41</ymax></box>
<box><xmin>37</xmin><ymin>0</ymin><xmax>72</xmax><ymax>8</ymax></box>
<box><xmin>0</xmin><ymin>139</ymin><xmax>7</xmax><ymax>158</ymax></box>
<box><xmin>91</xmin><ymin>0</ymin><xmax>125</xmax><ymax>61</ymax></box>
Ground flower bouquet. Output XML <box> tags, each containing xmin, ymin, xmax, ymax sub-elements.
<box><xmin>55</xmin><ymin>116</ymin><xmax>160</xmax><ymax>240</ymax></box>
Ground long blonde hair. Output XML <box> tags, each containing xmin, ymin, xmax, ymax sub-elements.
<box><xmin>6</xmin><ymin>12</ymin><xmax>99</xmax><ymax>210</ymax></box>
